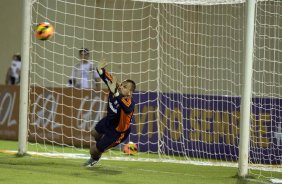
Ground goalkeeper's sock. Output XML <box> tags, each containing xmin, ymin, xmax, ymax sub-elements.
<box><xmin>90</xmin><ymin>154</ymin><xmax>101</xmax><ymax>161</ymax></box>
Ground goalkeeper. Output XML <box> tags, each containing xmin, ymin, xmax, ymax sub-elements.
<box><xmin>84</xmin><ymin>59</ymin><xmax>136</xmax><ymax>167</ymax></box>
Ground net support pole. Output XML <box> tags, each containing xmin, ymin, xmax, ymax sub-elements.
<box><xmin>18</xmin><ymin>0</ymin><xmax>32</xmax><ymax>156</ymax></box>
<box><xmin>238</xmin><ymin>0</ymin><xmax>256</xmax><ymax>177</ymax></box>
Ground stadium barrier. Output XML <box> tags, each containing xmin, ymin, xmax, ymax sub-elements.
<box><xmin>0</xmin><ymin>85</ymin><xmax>108</xmax><ymax>146</ymax></box>
<box><xmin>0</xmin><ymin>85</ymin><xmax>281</xmax><ymax>164</ymax></box>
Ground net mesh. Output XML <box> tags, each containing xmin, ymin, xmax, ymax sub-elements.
<box><xmin>28</xmin><ymin>0</ymin><xmax>281</xmax><ymax>178</ymax></box>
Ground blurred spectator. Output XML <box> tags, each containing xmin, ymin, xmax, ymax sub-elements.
<box><xmin>68</xmin><ymin>48</ymin><xmax>101</xmax><ymax>89</ymax></box>
<box><xmin>5</xmin><ymin>53</ymin><xmax>21</xmax><ymax>85</ymax></box>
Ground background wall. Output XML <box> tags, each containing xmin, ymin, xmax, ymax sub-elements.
<box><xmin>0</xmin><ymin>0</ymin><xmax>23</xmax><ymax>84</ymax></box>
<box><xmin>1</xmin><ymin>0</ymin><xmax>281</xmax><ymax>97</ymax></box>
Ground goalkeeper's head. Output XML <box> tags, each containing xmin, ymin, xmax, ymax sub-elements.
<box><xmin>118</xmin><ymin>79</ymin><xmax>136</xmax><ymax>97</ymax></box>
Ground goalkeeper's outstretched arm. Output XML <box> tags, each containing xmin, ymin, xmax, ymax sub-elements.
<box><xmin>96</xmin><ymin>59</ymin><xmax>118</xmax><ymax>92</ymax></box>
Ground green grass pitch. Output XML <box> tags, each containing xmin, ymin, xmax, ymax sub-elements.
<box><xmin>0</xmin><ymin>140</ymin><xmax>281</xmax><ymax>184</ymax></box>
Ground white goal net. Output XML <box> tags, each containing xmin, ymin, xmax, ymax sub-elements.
<box><xmin>26</xmin><ymin>0</ymin><xmax>281</xmax><ymax>178</ymax></box>
<box><xmin>249</xmin><ymin>0</ymin><xmax>282</xmax><ymax>176</ymax></box>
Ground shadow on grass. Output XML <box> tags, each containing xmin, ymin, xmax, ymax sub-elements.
<box><xmin>235</xmin><ymin>177</ymin><xmax>249</xmax><ymax>184</ymax></box>
<box><xmin>86</xmin><ymin>165</ymin><xmax>123</xmax><ymax>175</ymax></box>
<box><xmin>232</xmin><ymin>174</ymin><xmax>259</xmax><ymax>184</ymax></box>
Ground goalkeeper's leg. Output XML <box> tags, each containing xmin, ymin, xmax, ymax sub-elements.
<box><xmin>83</xmin><ymin>119</ymin><xmax>106</xmax><ymax>167</ymax></box>
<box><xmin>83</xmin><ymin>142</ymin><xmax>102</xmax><ymax>167</ymax></box>
<box><xmin>91</xmin><ymin>128</ymin><xmax>103</xmax><ymax>142</ymax></box>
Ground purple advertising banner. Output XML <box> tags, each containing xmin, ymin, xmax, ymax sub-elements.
<box><xmin>130</xmin><ymin>92</ymin><xmax>282</xmax><ymax>164</ymax></box>
<box><xmin>0</xmin><ymin>86</ymin><xmax>281</xmax><ymax>164</ymax></box>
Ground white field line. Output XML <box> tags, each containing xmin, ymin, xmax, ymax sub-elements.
<box><xmin>0</xmin><ymin>150</ymin><xmax>281</xmax><ymax>173</ymax></box>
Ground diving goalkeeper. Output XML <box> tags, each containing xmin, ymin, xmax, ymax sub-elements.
<box><xmin>84</xmin><ymin>59</ymin><xmax>136</xmax><ymax>167</ymax></box>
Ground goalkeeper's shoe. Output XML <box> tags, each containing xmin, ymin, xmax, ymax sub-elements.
<box><xmin>83</xmin><ymin>157</ymin><xmax>100</xmax><ymax>167</ymax></box>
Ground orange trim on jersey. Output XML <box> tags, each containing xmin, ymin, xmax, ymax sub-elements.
<box><xmin>121</xmin><ymin>97</ymin><xmax>131</xmax><ymax>107</ymax></box>
<box><xmin>116</xmin><ymin>110</ymin><xmax>132</xmax><ymax>132</ymax></box>
<box><xmin>115</xmin><ymin>133</ymin><xmax>125</xmax><ymax>144</ymax></box>
<box><xmin>105</xmin><ymin>71</ymin><xmax>113</xmax><ymax>81</ymax></box>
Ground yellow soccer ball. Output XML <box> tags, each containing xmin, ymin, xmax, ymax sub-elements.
<box><xmin>35</xmin><ymin>22</ymin><xmax>54</xmax><ymax>41</ymax></box>
<box><xmin>123</xmin><ymin>142</ymin><xmax>138</xmax><ymax>155</ymax></box>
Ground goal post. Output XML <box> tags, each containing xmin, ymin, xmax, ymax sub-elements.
<box><xmin>238</xmin><ymin>0</ymin><xmax>256</xmax><ymax>177</ymax></box>
<box><xmin>18</xmin><ymin>0</ymin><xmax>32</xmax><ymax>156</ymax></box>
<box><xmin>17</xmin><ymin>0</ymin><xmax>282</xmax><ymax>180</ymax></box>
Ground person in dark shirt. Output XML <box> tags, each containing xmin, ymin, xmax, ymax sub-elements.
<box><xmin>84</xmin><ymin>59</ymin><xmax>136</xmax><ymax>167</ymax></box>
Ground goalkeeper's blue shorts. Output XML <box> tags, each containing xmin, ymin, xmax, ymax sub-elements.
<box><xmin>95</xmin><ymin>117</ymin><xmax>131</xmax><ymax>152</ymax></box>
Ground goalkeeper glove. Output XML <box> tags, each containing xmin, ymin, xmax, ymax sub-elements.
<box><xmin>107</xmin><ymin>76</ymin><xmax>119</xmax><ymax>96</ymax></box>
<box><xmin>97</xmin><ymin>58</ymin><xmax>108</xmax><ymax>75</ymax></box>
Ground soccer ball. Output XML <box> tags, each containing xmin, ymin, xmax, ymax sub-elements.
<box><xmin>123</xmin><ymin>142</ymin><xmax>138</xmax><ymax>155</ymax></box>
<box><xmin>35</xmin><ymin>22</ymin><xmax>54</xmax><ymax>40</ymax></box>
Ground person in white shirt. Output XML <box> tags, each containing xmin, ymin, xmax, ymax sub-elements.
<box><xmin>68</xmin><ymin>48</ymin><xmax>101</xmax><ymax>89</ymax></box>
<box><xmin>5</xmin><ymin>53</ymin><xmax>21</xmax><ymax>85</ymax></box>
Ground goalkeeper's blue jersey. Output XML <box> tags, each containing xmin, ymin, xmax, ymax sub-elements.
<box><xmin>98</xmin><ymin>68</ymin><xmax>135</xmax><ymax>132</ymax></box>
